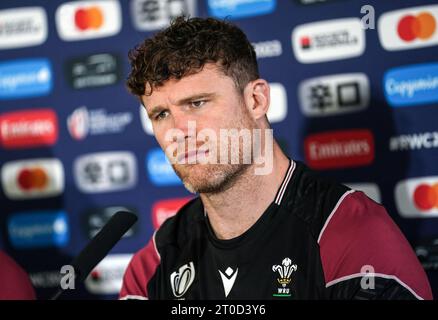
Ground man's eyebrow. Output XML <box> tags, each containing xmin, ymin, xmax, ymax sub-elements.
<box><xmin>147</xmin><ymin>92</ymin><xmax>217</xmax><ymax>118</ymax></box>
<box><xmin>175</xmin><ymin>92</ymin><xmax>216</xmax><ymax>106</ymax></box>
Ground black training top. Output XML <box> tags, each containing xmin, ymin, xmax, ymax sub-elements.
<box><xmin>120</xmin><ymin>160</ymin><xmax>432</xmax><ymax>300</ymax></box>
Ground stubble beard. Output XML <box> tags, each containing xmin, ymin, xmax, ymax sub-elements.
<box><xmin>171</xmin><ymin>105</ymin><xmax>256</xmax><ymax>195</ymax></box>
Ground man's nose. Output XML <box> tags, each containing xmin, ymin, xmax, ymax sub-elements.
<box><xmin>172</xmin><ymin>109</ymin><xmax>195</xmax><ymax>137</ymax></box>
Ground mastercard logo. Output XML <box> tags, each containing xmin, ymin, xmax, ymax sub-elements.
<box><xmin>413</xmin><ymin>183</ymin><xmax>438</xmax><ymax>211</ymax></box>
<box><xmin>56</xmin><ymin>1</ymin><xmax>121</xmax><ymax>41</ymax></box>
<box><xmin>74</xmin><ymin>6</ymin><xmax>104</xmax><ymax>31</ymax></box>
<box><xmin>1</xmin><ymin>158</ymin><xmax>64</xmax><ymax>200</ymax></box>
<box><xmin>395</xmin><ymin>177</ymin><xmax>438</xmax><ymax>218</ymax></box>
<box><xmin>397</xmin><ymin>12</ymin><xmax>436</xmax><ymax>42</ymax></box>
<box><xmin>17</xmin><ymin>167</ymin><xmax>49</xmax><ymax>191</ymax></box>
<box><xmin>378</xmin><ymin>5</ymin><xmax>438</xmax><ymax>51</ymax></box>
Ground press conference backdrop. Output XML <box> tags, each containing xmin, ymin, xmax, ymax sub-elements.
<box><xmin>0</xmin><ymin>0</ymin><xmax>437</xmax><ymax>299</ymax></box>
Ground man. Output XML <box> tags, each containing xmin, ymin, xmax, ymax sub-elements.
<box><xmin>120</xmin><ymin>16</ymin><xmax>432</xmax><ymax>300</ymax></box>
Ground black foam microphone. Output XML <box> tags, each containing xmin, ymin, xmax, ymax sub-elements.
<box><xmin>50</xmin><ymin>211</ymin><xmax>137</xmax><ymax>300</ymax></box>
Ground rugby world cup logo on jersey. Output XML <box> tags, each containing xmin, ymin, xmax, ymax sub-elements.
<box><xmin>272</xmin><ymin>257</ymin><xmax>297</xmax><ymax>297</ymax></box>
<box><xmin>170</xmin><ymin>262</ymin><xmax>195</xmax><ymax>299</ymax></box>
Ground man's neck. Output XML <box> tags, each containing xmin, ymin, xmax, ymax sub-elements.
<box><xmin>200</xmin><ymin>143</ymin><xmax>290</xmax><ymax>240</ymax></box>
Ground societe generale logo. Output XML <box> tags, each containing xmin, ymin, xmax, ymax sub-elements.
<box><xmin>304</xmin><ymin>129</ymin><xmax>374</xmax><ymax>169</ymax></box>
<box><xmin>395</xmin><ymin>177</ymin><xmax>438</xmax><ymax>218</ymax></box>
<box><xmin>378</xmin><ymin>5</ymin><xmax>438</xmax><ymax>51</ymax></box>
<box><xmin>152</xmin><ymin>197</ymin><xmax>192</xmax><ymax>230</ymax></box>
<box><xmin>0</xmin><ymin>109</ymin><xmax>58</xmax><ymax>149</ymax></box>
<box><xmin>292</xmin><ymin>18</ymin><xmax>365</xmax><ymax>63</ymax></box>
<box><xmin>1</xmin><ymin>158</ymin><xmax>64</xmax><ymax>200</ymax></box>
<box><xmin>55</xmin><ymin>0</ymin><xmax>122</xmax><ymax>41</ymax></box>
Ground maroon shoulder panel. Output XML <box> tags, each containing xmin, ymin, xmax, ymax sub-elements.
<box><xmin>119</xmin><ymin>235</ymin><xmax>160</xmax><ymax>299</ymax></box>
<box><xmin>0</xmin><ymin>251</ymin><xmax>36</xmax><ymax>300</ymax></box>
<box><xmin>319</xmin><ymin>191</ymin><xmax>433</xmax><ymax>300</ymax></box>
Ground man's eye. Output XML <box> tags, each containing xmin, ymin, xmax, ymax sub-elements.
<box><xmin>191</xmin><ymin>100</ymin><xmax>206</xmax><ymax>108</ymax></box>
<box><xmin>155</xmin><ymin>110</ymin><xmax>169</xmax><ymax>120</ymax></box>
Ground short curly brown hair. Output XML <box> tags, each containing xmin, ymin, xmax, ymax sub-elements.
<box><xmin>126</xmin><ymin>16</ymin><xmax>259</xmax><ymax>97</ymax></box>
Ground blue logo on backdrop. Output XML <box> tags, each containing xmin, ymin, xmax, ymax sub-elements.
<box><xmin>0</xmin><ymin>58</ymin><xmax>52</xmax><ymax>100</ymax></box>
<box><xmin>384</xmin><ymin>62</ymin><xmax>438</xmax><ymax>107</ymax></box>
<box><xmin>146</xmin><ymin>148</ymin><xmax>182</xmax><ymax>186</ymax></box>
<box><xmin>207</xmin><ymin>0</ymin><xmax>276</xmax><ymax>19</ymax></box>
<box><xmin>8</xmin><ymin>211</ymin><xmax>69</xmax><ymax>249</ymax></box>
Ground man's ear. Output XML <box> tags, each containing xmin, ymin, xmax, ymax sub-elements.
<box><xmin>244</xmin><ymin>79</ymin><xmax>270</xmax><ymax>121</ymax></box>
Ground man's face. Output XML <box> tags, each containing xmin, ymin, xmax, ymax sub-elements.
<box><xmin>142</xmin><ymin>64</ymin><xmax>257</xmax><ymax>194</ymax></box>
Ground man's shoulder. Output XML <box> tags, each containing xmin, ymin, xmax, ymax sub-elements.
<box><xmin>288</xmin><ymin>161</ymin><xmax>400</xmax><ymax>244</ymax></box>
<box><xmin>154</xmin><ymin>196</ymin><xmax>204</xmax><ymax>248</ymax></box>
<box><xmin>285</xmin><ymin>161</ymin><xmax>352</xmax><ymax>238</ymax></box>
<box><xmin>0</xmin><ymin>251</ymin><xmax>36</xmax><ymax>299</ymax></box>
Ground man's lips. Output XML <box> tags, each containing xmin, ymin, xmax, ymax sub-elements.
<box><xmin>177</xmin><ymin>149</ymin><xmax>209</xmax><ymax>163</ymax></box>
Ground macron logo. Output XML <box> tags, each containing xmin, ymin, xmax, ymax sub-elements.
<box><xmin>219</xmin><ymin>267</ymin><xmax>238</xmax><ymax>298</ymax></box>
